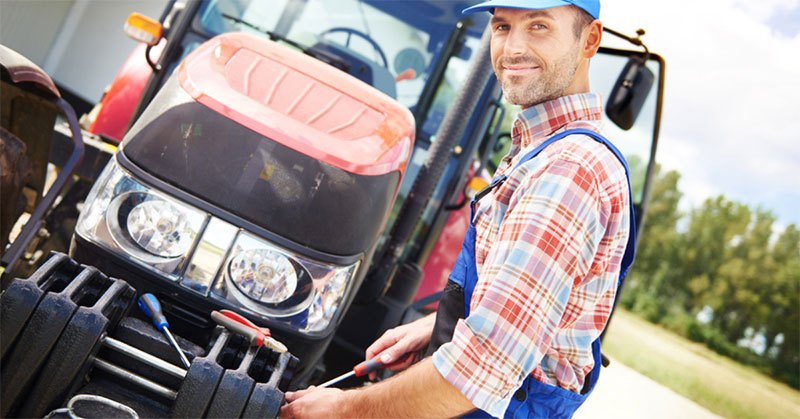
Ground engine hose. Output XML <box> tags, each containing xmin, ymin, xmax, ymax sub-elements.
<box><xmin>359</xmin><ymin>24</ymin><xmax>494</xmax><ymax>303</ymax></box>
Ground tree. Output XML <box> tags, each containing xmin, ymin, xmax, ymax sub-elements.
<box><xmin>764</xmin><ymin>225</ymin><xmax>800</xmax><ymax>387</ymax></box>
<box><xmin>622</xmin><ymin>165</ymin><xmax>685</xmax><ymax>322</ymax></box>
<box><xmin>680</xmin><ymin>196</ymin><xmax>751</xmax><ymax>315</ymax></box>
<box><xmin>711</xmin><ymin>210</ymin><xmax>776</xmax><ymax>343</ymax></box>
<box><xmin>615</xmin><ymin>163</ymin><xmax>799</xmax><ymax>387</ymax></box>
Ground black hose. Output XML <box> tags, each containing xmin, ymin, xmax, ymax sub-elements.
<box><xmin>357</xmin><ymin>25</ymin><xmax>494</xmax><ymax>303</ymax></box>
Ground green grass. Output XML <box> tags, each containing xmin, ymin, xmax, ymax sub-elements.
<box><xmin>603</xmin><ymin>309</ymin><xmax>800</xmax><ymax>419</ymax></box>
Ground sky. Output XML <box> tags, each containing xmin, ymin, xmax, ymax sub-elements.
<box><xmin>601</xmin><ymin>0</ymin><xmax>800</xmax><ymax>228</ymax></box>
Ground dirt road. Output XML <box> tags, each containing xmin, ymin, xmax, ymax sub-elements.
<box><xmin>574</xmin><ymin>357</ymin><xmax>723</xmax><ymax>419</ymax></box>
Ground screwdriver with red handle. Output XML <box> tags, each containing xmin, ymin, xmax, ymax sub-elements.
<box><xmin>318</xmin><ymin>352</ymin><xmax>412</xmax><ymax>388</ymax></box>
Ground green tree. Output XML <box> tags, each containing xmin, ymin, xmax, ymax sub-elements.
<box><xmin>711</xmin><ymin>210</ymin><xmax>776</xmax><ymax>342</ymax></box>
<box><xmin>764</xmin><ymin>225</ymin><xmax>800</xmax><ymax>387</ymax></box>
<box><xmin>614</xmin><ymin>163</ymin><xmax>798</xmax><ymax>387</ymax></box>
<box><xmin>622</xmin><ymin>165</ymin><xmax>685</xmax><ymax>322</ymax></box>
<box><xmin>680</xmin><ymin>196</ymin><xmax>751</xmax><ymax>315</ymax></box>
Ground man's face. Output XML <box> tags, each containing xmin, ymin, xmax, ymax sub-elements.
<box><xmin>489</xmin><ymin>6</ymin><xmax>584</xmax><ymax>108</ymax></box>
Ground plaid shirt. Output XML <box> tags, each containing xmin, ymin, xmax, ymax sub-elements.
<box><xmin>432</xmin><ymin>93</ymin><xmax>631</xmax><ymax>417</ymax></box>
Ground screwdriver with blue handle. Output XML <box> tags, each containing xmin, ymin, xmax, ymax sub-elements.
<box><xmin>317</xmin><ymin>351</ymin><xmax>412</xmax><ymax>388</ymax></box>
<box><xmin>138</xmin><ymin>293</ymin><xmax>191</xmax><ymax>369</ymax></box>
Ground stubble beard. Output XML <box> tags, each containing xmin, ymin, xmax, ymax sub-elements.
<box><xmin>500</xmin><ymin>46</ymin><xmax>580</xmax><ymax>108</ymax></box>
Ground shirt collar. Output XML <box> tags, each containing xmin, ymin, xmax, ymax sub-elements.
<box><xmin>511</xmin><ymin>93</ymin><xmax>604</xmax><ymax>150</ymax></box>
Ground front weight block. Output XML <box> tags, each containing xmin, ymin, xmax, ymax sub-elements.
<box><xmin>170</xmin><ymin>329</ymin><xmax>232</xmax><ymax>418</ymax></box>
<box><xmin>0</xmin><ymin>253</ymin><xmax>76</xmax><ymax>359</ymax></box>
<box><xmin>0</xmin><ymin>265</ymin><xmax>103</xmax><ymax>416</ymax></box>
<box><xmin>205</xmin><ymin>343</ymin><xmax>258</xmax><ymax>418</ymax></box>
<box><xmin>242</xmin><ymin>351</ymin><xmax>293</xmax><ymax>419</ymax></box>
<box><xmin>19</xmin><ymin>277</ymin><xmax>135</xmax><ymax>417</ymax></box>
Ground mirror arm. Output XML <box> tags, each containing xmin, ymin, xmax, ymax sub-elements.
<box><xmin>444</xmin><ymin>193</ymin><xmax>469</xmax><ymax>211</ymax></box>
<box><xmin>144</xmin><ymin>44</ymin><xmax>161</xmax><ymax>73</ymax></box>
<box><xmin>603</xmin><ymin>27</ymin><xmax>650</xmax><ymax>59</ymax></box>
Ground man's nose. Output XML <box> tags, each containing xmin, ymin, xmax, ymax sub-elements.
<box><xmin>504</xmin><ymin>28</ymin><xmax>528</xmax><ymax>56</ymax></box>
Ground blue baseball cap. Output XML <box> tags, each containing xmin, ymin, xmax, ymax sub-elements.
<box><xmin>463</xmin><ymin>0</ymin><xmax>600</xmax><ymax>20</ymax></box>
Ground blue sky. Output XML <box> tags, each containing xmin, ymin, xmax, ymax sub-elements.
<box><xmin>602</xmin><ymin>0</ymin><xmax>800</xmax><ymax>228</ymax></box>
<box><xmin>768</xmin><ymin>2</ymin><xmax>800</xmax><ymax>38</ymax></box>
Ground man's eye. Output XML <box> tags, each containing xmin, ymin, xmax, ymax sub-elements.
<box><xmin>494</xmin><ymin>24</ymin><xmax>510</xmax><ymax>32</ymax></box>
<box><xmin>531</xmin><ymin>23</ymin><xmax>547</xmax><ymax>30</ymax></box>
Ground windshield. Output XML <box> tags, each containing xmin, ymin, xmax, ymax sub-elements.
<box><xmin>196</xmin><ymin>0</ymin><xmax>441</xmax><ymax>108</ymax></box>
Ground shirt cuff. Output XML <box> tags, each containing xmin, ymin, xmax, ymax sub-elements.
<box><xmin>432</xmin><ymin>318</ymin><xmax>521</xmax><ymax>418</ymax></box>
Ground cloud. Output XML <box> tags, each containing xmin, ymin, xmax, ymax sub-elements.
<box><xmin>732</xmin><ymin>0</ymin><xmax>800</xmax><ymax>24</ymax></box>
<box><xmin>602</xmin><ymin>0</ymin><xmax>800</xmax><ymax>226</ymax></box>
<box><xmin>767</xmin><ymin>3</ymin><xmax>800</xmax><ymax>38</ymax></box>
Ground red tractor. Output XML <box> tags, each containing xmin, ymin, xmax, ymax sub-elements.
<box><xmin>0</xmin><ymin>0</ymin><xmax>664</xmax><ymax>416</ymax></box>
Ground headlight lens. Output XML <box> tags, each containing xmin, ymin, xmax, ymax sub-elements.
<box><xmin>77</xmin><ymin>159</ymin><xmax>206</xmax><ymax>276</ymax></box>
<box><xmin>77</xmin><ymin>157</ymin><xmax>360</xmax><ymax>334</ymax></box>
<box><xmin>127</xmin><ymin>199</ymin><xmax>197</xmax><ymax>258</ymax></box>
<box><xmin>306</xmin><ymin>269</ymin><xmax>350</xmax><ymax>332</ymax></box>
<box><xmin>229</xmin><ymin>248</ymin><xmax>298</xmax><ymax>304</ymax></box>
<box><xmin>218</xmin><ymin>232</ymin><xmax>357</xmax><ymax>331</ymax></box>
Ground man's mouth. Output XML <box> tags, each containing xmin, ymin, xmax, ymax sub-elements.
<box><xmin>502</xmin><ymin>65</ymin><xmax>540</xmax><ymax>77</ymax></box>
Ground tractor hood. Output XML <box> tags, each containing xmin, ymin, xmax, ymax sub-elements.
<box><xmin>178</xmin><ymin>32</ymin><xmax>414</xmax><ymax>177</ymax></box>
<box><xmin>119</xmin><ymin>33</ymin><xmax>415</xmax><ymax>256</ymax></box>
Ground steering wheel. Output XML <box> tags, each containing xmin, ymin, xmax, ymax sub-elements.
<box><xmin>319</xmin><ymin>27</ymin><xmax>389</xmax><ymax>68</ymax></box>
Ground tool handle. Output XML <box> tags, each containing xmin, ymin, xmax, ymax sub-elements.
<box><xmin>211</xmin><ymin>311</ymin><xmax>264</xmax><ymax>346</ymax></box>
<box><xmin>353</xmin><ymin>352</ymin><xmax>411</xmax><ymax>377</ymax></box>
<box><xmin>138</xmin><ymin>293</ymin><xmax>168</xmax><ymax>331</ymax></box>
<box><xmin>262</xmin><ymin>336</ymin><xmax>288</xmax><ymax>353</ymax></box>
<box><xmin>221</xmin><ymin>309</ymin><xmax>270</xmax><ymax>336</ymax></box>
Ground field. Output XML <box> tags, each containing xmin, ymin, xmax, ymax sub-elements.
<box><xmin>603</xmin><ymin>309</ymin><xmax>800</xmax><ymax>419</ymax></box>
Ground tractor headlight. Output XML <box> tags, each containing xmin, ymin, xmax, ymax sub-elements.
<box><xmin>77</xmin><ymin>157</ymin><xmax>359</xmax><ymax>334</ymax></box>
<box><xmin>126</xmin><ymin>199</ymin><xmax>197</xmax><ymax>258</ymax></box>
<box><xmin>218</xmin><ymin>232</ymin><xmax>358</xmax><ymax>331</ymax></box>
<box><xmin>229</xmin><ymin>248</ymin><xmax>298</xmax><ymax>304</ymax></box>
<box><xmin>76</xmin><ymin>158</ymin><xmax>206</xmax><ymax>277</ymax></box>
<box><xmin>306</xmin><ymin>268</ymin><xmax>350</xmax><ymax>332</ymax></box>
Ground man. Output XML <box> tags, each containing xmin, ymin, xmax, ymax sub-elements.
<box><xmin>281</xmin><ymin>0</ymin><xmax>635</xmax><ymax>417</ymax></box>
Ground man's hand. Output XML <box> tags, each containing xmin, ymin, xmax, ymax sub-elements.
<box><xmin>280</xmin><ymin>386</ymin><xmax>345</xmax><ymax>419</ymax></box>
<box><xmin>364</xmin><ymin>313</ymin><xmax>436</xmax><ymax>380</ymax></box>
<box><xmin>281</xmin><ymin>358</ymin><xmax>475</xmax><ymax>418</ymax></box>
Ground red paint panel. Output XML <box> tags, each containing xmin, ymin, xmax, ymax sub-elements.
<box><xmin>178</xmin><ymin>33</ymin><xmax>414</xmax><ymax>176</ymax></box>
<box><xmin>416</xmin><ymin>200</ymin><xmax>471</xmax><ymax>307</ymax></box>
<box><xmin>88</xmin><ymin>42</ymin><xmax>163</xmax><ymax>142</ymax></box>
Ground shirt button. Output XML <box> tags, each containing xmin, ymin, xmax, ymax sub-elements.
<box><xmin>514</xmin><ymin>388</ymin><xmax>527</xmax><ymax>401</ymax></box>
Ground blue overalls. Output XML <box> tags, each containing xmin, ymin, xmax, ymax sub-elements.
<box><xmin>439</xmin><ymin>129</ymin><xmax>637</xmax><ymax>418</ymax></box>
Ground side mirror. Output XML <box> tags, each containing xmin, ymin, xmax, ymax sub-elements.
<box><xmin>124</xmin><ymin>12</ymin><xmax>163</xmax><ymax>46</ymax></box>
<box><xmin>606</xmin><ymin>56</ymin><xmax>654</xmax><ymax>130</ymax></box>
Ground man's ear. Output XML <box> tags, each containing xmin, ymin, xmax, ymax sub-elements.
<box><xmin>583</xmin><ymin>20</ymin><xmax>603</xmax><ymax>58</ymax></box>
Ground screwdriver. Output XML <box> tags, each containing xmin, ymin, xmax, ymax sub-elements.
<box><xmin>138</xmin><ymin>293</ymin><xmax>191</xmax><ymax>369</ymax></box>
<box><xmin>318</xmin><ymin>352</ymin><xmax>411</xmax><ymax>388</ymax></box>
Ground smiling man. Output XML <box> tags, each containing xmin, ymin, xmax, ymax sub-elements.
<box><xmin>491</xmin><ymin>5</ymin><xmax>595</xmax><ymax>106</ymax></box>
<box><xmin>281</xmin><ymin>1</ymin><xmax>637</xmax><ymax>418</ymax></box>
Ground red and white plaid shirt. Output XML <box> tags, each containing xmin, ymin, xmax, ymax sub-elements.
<box><xmin>432</xmin><ymin>93</ymin><xmax>631</xmax><ymax>416</ymax></box>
